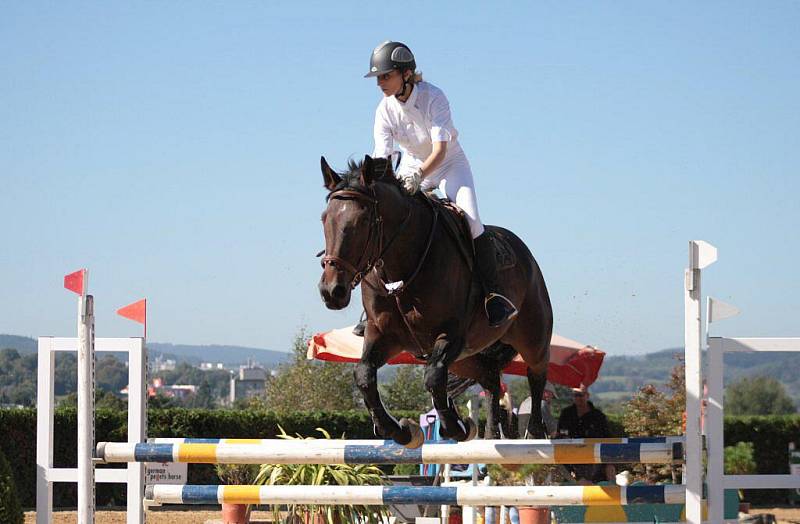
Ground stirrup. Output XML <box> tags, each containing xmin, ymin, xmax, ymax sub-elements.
<box><xmin>485</xmin><ymin>293</ymin><xmax>518</xmax><ymax>328</ymax></box>
<box><xmin>352</xmin><ymin>312</ymin><xmax>367</xmax><ymax>337</ymax></box>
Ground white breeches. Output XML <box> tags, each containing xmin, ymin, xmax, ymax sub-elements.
<box><xmin>419</xmin><ymin>153</ymin><xmax>485</xmax><ymax>238</ymax></box>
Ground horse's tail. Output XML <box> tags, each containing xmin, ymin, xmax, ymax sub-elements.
<box><xmin>446</xmin><ymin>342</ymin><xmax>519</xmax><ymax>397</ymax></box>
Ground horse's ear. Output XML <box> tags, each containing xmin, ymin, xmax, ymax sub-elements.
<box><xmin>360</xmin><ymin>155</ymin><xmax>375</xmax><ymax>185</ymax></box>
<box><xmin>320</xmin><ymin>156</ymin><xmax>341</xmax><ymax>191</ymax></box>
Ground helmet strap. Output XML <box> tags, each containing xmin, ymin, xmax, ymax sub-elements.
<box><xmin>396</xmin><ymin>70</ymin><xmax>414</xmax><ymax>101</ymax></box>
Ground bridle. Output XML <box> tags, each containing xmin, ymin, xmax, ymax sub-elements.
<box><xmin>320</xmin><ymin>185</ymin><xmax>412</xmax><ymax>291</ymax></box>
<box><xmin>319</xmin><ymin>183</ymin><xmax>439</xmax><ymax>296</ymax></box>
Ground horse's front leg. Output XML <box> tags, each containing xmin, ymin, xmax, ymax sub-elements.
<box><xmin>354</xmin><ymin>335</ymin><xmax>424</xmax><ymax>448</ymax></box>
<box><xmin>425</xmin><ymin>333</ymin><xmax>478</xmax><ymax>442</ymax></box>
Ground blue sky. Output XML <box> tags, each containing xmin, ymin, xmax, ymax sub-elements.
<box><xmin>2</xmin><ymin>2</ymin><xmax>798</xmax><ymax>356</ymax></box>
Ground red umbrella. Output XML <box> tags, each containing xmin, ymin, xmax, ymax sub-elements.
<box><xmin>308</xmin><ymin>327</ymin><xmax>605</xmax><ymax>388</ymax></box>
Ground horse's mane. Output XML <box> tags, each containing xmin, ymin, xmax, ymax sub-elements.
<box><xmin>327</xmin><ymin>158</ymin><xmax>403</xmax><ymax>200</ymax></box>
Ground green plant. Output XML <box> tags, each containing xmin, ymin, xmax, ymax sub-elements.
<box><xmin>0</xmin><ymin>447</ymin><xmax>23</xmax><ymax>524</ymax></box>
<box><xmin>724</xmin><ymin>441</ymin><xmax>757</xmax><ymax>475</ymax></box>
<box><xmin>215</xmin><ymin>463</ymin><xmax>260</xmax><ymax>485</ymax></box>
<box><xmin>391</xmin><ymin>463</ymin><xmax>418</xmax><ymax>476</ymax></box>
<box><xmin>724</xmin><ymin>441</ymin><xmax>757</xmax><ymax>500</ymax></box>
<box><xmin>487</xmin><ymin>463</ymin><xmax>571</xmax><ymax>487</ymax></box>
<box><xmin>255</xmin><ymin>427</ymin><xmax>390</xmax><ymax>524</ymax></box>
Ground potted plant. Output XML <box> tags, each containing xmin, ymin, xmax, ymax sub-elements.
<box><xmin>255</xmin><ymin>427</ymin><xmax>391</xmax><ymax>524</ymax></box>
<box><xmin>724</xmin><ymin>441</ymin><xmax>757</xmax><ymax>514</ymax></box>
<box><xmin>489</xmin><ymin>463</ymin><xmax>569</xmax><ymax>524</ymax></box>
<box><xmin>215</xmin><ymin>462</ymin><xmax>260</xmax><ymax>524</ymax></box>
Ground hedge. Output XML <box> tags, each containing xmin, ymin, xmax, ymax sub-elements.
<box><xmin>2</xmin><ymin>408</ymin><xmax>798</xmax><ymax>508</ymax></box>
<box><xmin>0</xmin><ymin>445</ymin><xmax>23</xmax><ymax>524</ymax></box>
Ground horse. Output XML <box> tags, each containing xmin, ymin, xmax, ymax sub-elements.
<box><xmin>317</xmin><ymin>155</ymin><xmax>553</xmax><ymax>447</ymax></box>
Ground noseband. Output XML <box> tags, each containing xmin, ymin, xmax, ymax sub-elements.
<box><xmin>321</xmin><ymin>187</ymin><xmax>411</xmax><ymax>290</ymax></box>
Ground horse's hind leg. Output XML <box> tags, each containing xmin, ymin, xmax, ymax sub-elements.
<box><xmin>525</xmin><ymin>367</ymin><xmax>548</xmax><ymax>438</ymax></box>
<box><xmin>449</xmin><ymin>355</ymin><xmax>503</xmax><ymax>439</ymax></box>
<box><xmin>425</xmin><ymin>333</ymin><xmax>477</xmax><ymax>442</ymax></box>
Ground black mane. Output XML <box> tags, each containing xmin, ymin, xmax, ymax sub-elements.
<box><xmin>329</xmin><ymin>157</ymin><xmax>402</xmax><ymax>196</ymax></box>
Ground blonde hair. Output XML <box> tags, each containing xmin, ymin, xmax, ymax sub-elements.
<box><xmin>403</xmin><ymin>70</ymin><xmax>423</xmax><ymax>84</ymax></box>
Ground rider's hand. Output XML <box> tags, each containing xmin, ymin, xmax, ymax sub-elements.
<box><xmin>397</xmin><ymin>166</ymin><xmax>422</xmax><ymax>194</ymax></box>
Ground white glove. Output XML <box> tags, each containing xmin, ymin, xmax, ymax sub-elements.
<box><xmin>397</xmin><ymin>167</ymin><xmax>422</xmax><ymax>194</ymax></box>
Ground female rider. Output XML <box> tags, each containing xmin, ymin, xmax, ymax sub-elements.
<box><xmin>364</xmin><ymin>40</ymin><xmax>517</xmax><ymax>328</ymax></box>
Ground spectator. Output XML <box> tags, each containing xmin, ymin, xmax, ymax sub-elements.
<box><xmin>557</xmin><ymin>384</ymin><xmax>615</xmax><ymax>484</ymax></box>
<box><xmin>541</xmin><ymin>381</ymin><xmax>558</xmax><ymax>438</ymax></box>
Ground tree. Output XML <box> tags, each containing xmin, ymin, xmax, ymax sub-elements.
<box><xmin>381</xmin><ymin>365</ymin><xmax>429</xmax><ymax>412</ymax></box>
<box><xmin>725</xmin><ymin>376</ymin><xmax>795</xmax><ymax>415</ymax></box>
<box><xmin>96</xmin><ymin>355</ymin><xmax>130</xmax><ymax>394</ymax></box>
<box><xmin>264</xmin><ymin>329</ymin><xmax>359</xmax><ymax>412</ymax></box>
<box><xmin>622</xmin><ymin>361</ymin><xmax>684</xmax><ymax>437</ymax></box>
<box><xmin>186</xmin><ymin>380</ymin><xmax>216</xmax><ymax>409</ymax></box>
<box><xmin>148</xmin><ymin>393</ymin><xmax>179</xmax><ymax>409</ymax></box>
<box><xmin>621</xmin><ymin>361</ymin><xmax>686</xmax><ymax>484</ymax></box>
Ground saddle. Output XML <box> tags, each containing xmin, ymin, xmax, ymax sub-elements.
<box><xmin>423</xmin><ymin>192</ymin><xmax>517</xmax><ymax>273</ymax></box>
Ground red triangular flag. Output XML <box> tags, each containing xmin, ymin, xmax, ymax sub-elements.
<box><xmin>64</xmin><ymin>269</ymin><xmax>86</xmax><ymax>295</ymax></box>
<box><xmin>117</xmin><ymin>299</ymin><xmax>146</xmax><ymax>325</ymax></box>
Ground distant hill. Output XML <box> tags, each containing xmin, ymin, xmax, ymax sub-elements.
<box><xmin>0</xmin><ymin>334</ymin><xmax>291</xmax><ymax>369</ymax></box>
<box><xmin>148</xmin><ymin>342</ymin><xmax>290</xmax><ymax>368</ymax></box>
<box><xmin>0</xmin><ymin>335</ymin><xmax>36</xmax><ymax>354</ymax></box>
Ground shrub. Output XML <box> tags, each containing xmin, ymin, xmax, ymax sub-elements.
<box><xmin>724</xmin><ymin>441</ymin><xmax>757</xmax><ymax>475</ymax></box>
<box><xmin>0</xmin><ymin>447</ymin><xmax>23</xmax><ymax>524</ymax></box>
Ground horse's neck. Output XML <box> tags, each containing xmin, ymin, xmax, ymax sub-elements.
<box><xmin>379</xmin><ymin>195</ymin><xmax>434</xmax><ymax>277</ymax></box>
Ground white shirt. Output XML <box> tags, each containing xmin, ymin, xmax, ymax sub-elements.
<box><xmin>372</xmin><ymin>81</ymin><xmax>464</xmax><ymax>175</ymax></box>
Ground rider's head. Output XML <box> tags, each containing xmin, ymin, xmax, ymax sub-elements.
<box><xmin>364</xmin><ymin>41</ymin><xmax>420</xmax><ymax>98</ymax></box>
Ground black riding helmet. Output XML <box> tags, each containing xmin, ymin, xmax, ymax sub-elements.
<box><xmin>364</xmin><ymin>41</ymin><xmax>416</xmax><ymax>78</ymax></box>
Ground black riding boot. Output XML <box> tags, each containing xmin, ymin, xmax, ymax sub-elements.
<box><xmin>474</xmin><ymin>232</ymin><xmax>518</xmax><ymax>327</ymax></box>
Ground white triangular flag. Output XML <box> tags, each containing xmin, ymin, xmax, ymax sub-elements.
<box><xmin>707</xmin><ymin>297</ymin><xmax>740</xmax><ymax>324</ymax></box>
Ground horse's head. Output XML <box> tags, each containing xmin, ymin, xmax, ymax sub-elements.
<box><xmin>317</xmin><ymin>154</ymin><xmax>404</xmax><ymax>309</ymax></box>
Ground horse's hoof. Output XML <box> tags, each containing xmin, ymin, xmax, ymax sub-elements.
<box><xmin>439</xmin><ymin>417</ymin><xmax>479</xmax><ymax>442</ymax></box>
<box><xmin>399</xmin><ymin>418</ymin><xmax>424</xmax><ymax>449</ymax></box>
<box><xmin>465</xmin><ymin>417</ymin><xmax>478</xmax><ymax>441</ymax></box>
<box><xmin>373</xmin><ymin>424</ymin><xmax>386</xmax><ymax>439</ymax></box>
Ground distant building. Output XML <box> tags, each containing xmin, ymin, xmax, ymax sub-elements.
<box><xmin>150</xmin><ymin>354</ymin><xmax>176</xmax><ymax>372</ymax></box>
<box><xmin>147</xmin><ymin>377</ymin><xmax>197</xmax><ymax>399</ymax></box>
<box><xmin>200</xmin><ymin>362</ymin><xmax>225</xmax><ymax>370</ymax></box>
<box><xmin>229</xmin><ymin>360</ymin><xmax>268</xmax><ymax>403</ymax></box>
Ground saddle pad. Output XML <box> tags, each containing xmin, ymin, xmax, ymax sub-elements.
<box><xmin>490</xmin><ymin>230</ymin><xmax>517</xmax><ymax>271</ymax></box>
<box><xmin>425</xmin><ymin>193</ymin><xmax>516</xmax><ymax>272</ymax></box>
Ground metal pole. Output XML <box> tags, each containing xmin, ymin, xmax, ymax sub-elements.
<box><xmin>77</xmin><ymin>292</ymin><xmax>96</xmax><ymax>524</ymax></box>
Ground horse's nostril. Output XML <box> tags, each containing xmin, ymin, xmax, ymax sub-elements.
<box><xmin>332</xmin><ymin>285</ymin><xmax>347</xmax><ymax>300</ymax></box>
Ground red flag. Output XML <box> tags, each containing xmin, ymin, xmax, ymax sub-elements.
<box><xmin>64</xmin><ymin>269</ymin><xmax>86</xmax><ymax>295</ymax></box>
<box><xmin>117</xmin><ymin>299</ymin><xmax>146</xmax><ymax>325</ymax></box>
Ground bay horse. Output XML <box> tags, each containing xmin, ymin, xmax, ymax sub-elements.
<box><xmin>318</xmin><ymin>155</ymin><xmax>553</xmax><ymax>447</ymax></box>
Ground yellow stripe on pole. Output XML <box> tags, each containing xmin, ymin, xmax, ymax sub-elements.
<box><xmin>584</xmin><ymin>438</ymin><xmax>622</xmax><ymax>444</ymax></box>
<box><xmin>177</xmin><ymin>444</ymin><xmax>218</xmax><ymax>463</ymax></box>
<box><xmin>581</xmin><ymin>486</ymin><xmax>621</xmax><ymax>505</ymax></box>
<box><xmin>222</xmin><ymin>486</ymin><xmax>263</xmax><ymax>504</ymax></box>
<box><xmin>553</xmin><ymin>444</ymin><xmax>596</xmax><ymax>464</ymax></box>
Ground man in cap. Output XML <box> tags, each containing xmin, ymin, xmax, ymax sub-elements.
<box><xmin>557</xmin><ymin>384</ymin><xmax>615</xmax><ymax>484</ymax></box>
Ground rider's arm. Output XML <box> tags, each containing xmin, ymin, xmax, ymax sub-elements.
<box><xmin>419</xmin><ymin>87</ymin><xmax>455</xmax><ymax>178</ymax></box>
<box><xmin>419</xmin><ymin>141</ymin><xmax>447</xmax><ymax>178</ymax></box>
